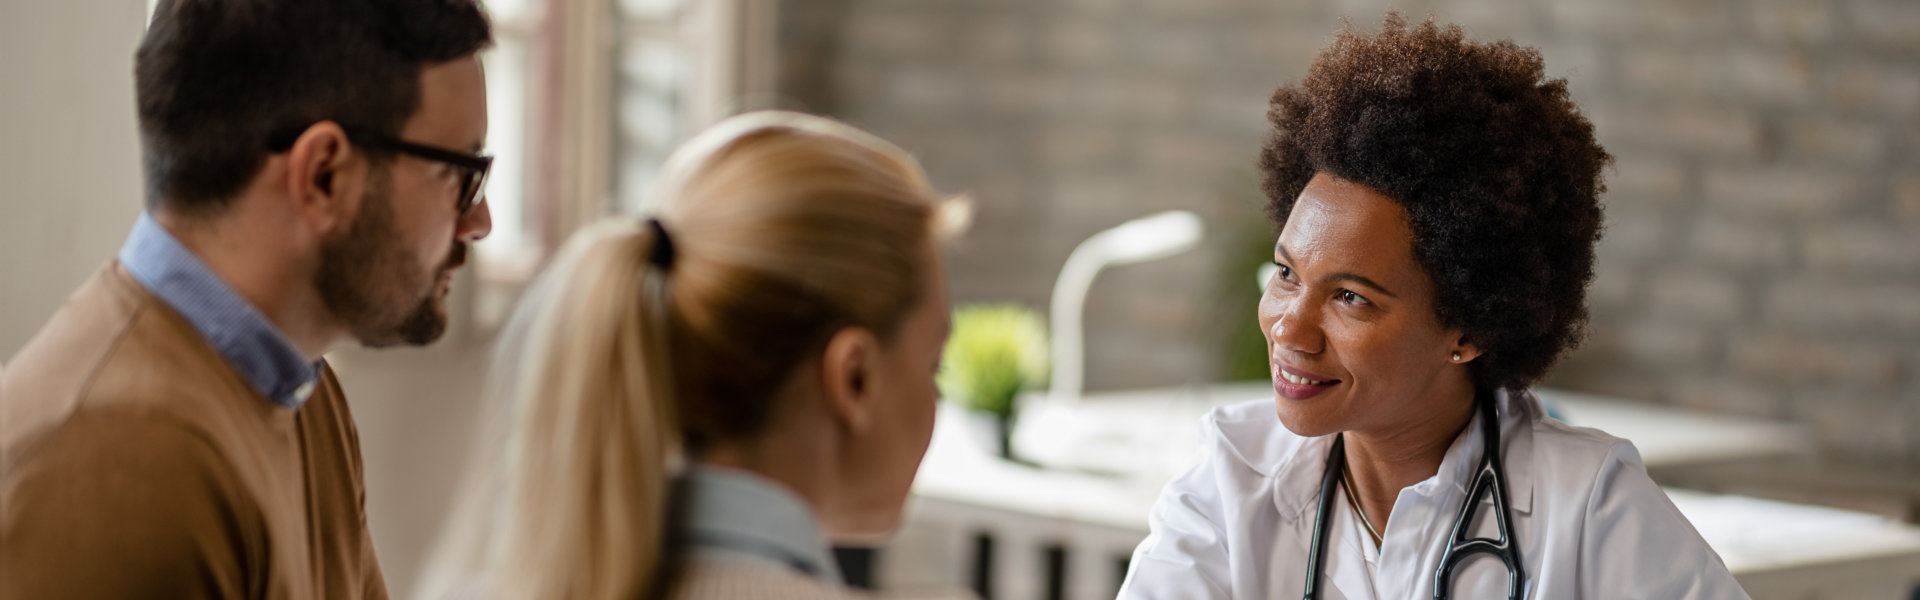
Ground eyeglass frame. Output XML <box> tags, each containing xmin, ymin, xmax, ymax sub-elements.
<box><xmin>266</xmin><ymin>123</ymin><xmax>493</xmax><ymax>218</ymax></box>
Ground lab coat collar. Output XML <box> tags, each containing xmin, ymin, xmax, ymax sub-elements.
<box><xmin>1260</xmin><ymin>388</ymin><xmax>1539</xmax><ymax>524</ymax></box>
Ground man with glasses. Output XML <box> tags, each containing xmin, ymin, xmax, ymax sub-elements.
<box><xmin>1</xmin><ymin>1</ymin><xmax>492</xmax><ymax>598</ymax></box>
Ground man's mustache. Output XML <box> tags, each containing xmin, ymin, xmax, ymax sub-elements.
<box><xmin>441</xmin><ymin>242</ymin><xmax>468</xmax><ymax>273</ymax></box>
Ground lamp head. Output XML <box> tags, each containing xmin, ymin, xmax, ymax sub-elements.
<box><xmin>1086</xmin><ymin>210</ymin><xmax>1204</xmax><ymax>265</ymax></box>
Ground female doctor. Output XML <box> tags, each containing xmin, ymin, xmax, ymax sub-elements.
<box><xmin>1119</xmin><ymin>15</ymin><xmax>1748</xmax><ymax>599</ymax></box>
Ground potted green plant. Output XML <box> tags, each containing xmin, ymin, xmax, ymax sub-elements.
<box><xmin>938</xmin><ymin>304</ymin><xmax>1049</xmax><ymax>461</ymax></box>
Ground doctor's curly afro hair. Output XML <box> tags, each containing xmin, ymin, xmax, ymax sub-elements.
<box><xmin>1258</xmin><ymin>14</ymin><xmax>1611</xmax><ymax>393</ymax></box>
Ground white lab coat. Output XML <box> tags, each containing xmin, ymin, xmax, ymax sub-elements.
<box><xmin>1119</xmin><ymin>389</ymin><xmax>1749</xmax><ymax>599</ymax></box>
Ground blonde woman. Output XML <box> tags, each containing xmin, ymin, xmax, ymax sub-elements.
<box><xmin>418</xmin><ymin>111</ymin><xmax>962</xmax><ymax>599</ymax></box>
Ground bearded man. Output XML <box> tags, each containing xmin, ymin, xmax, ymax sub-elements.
<box><xmin>1</xmin><ymin>1</ymin><xmax>493</xmax><ymax>597</ymax></box>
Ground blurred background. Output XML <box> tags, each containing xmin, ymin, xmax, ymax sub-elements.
<box><xmin>2</xmin><ymin>0</ymin><xmax>1917</xmax><ymax>597</ymax></box>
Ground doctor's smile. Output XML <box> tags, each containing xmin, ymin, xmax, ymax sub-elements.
<box><xmin>1272</xmin><ymin>362</ymin><xmax>1339</xmax><ymax>400</ymax></box>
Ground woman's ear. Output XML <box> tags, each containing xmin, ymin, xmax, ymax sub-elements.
<box><xmin>1449</xmin><ymin>334</ymin><xmax>1482</xmax><ymax>364</ymax></box>
<box><xmin>283</xmin><ymin>121</ymin><xmax>362</xmax><ymax>235</ymax></box>
<box><xmin>819</xmin><ymin>326</ymin><xmax>880</xmax><ymax>435</ymax></box>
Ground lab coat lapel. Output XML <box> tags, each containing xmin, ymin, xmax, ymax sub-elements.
<box><xmin>1324</xmin><ymin>499</ymin><xmax>1378</xmax><ymax>600</ymax></box>
<box><xmin>1267</xmin><ymin>434</ymin><xmax>1356</xmax><ymax>599</ymax></box>
<box><xmin>1375</xmin><ymin>487</ymin><xmax>1443</xmax><ymax>598</ymax></box>
<box><xmin>1268</xmin><ymin>485</ymin><xmax>1376</xmax><ymax>600</ymax></box>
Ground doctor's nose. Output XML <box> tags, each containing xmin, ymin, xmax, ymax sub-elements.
<box><xmin>1268</xmin><ymin>302</ymin><xmax>1325</xmax><ymax>356</ymax></box>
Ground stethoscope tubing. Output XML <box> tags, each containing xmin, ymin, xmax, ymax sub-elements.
<box><xmin>1303</xmin><ymin>433</ymin><xmax>1346</xmax><ymax>599</ymax></box>
<box><xmin>1302</xmin><ymin>390</ymin><xmax>1525</xmax><ymax>600</ymax></box>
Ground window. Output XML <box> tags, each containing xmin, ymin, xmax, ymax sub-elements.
<box><xmin>473</xmin><ymin>0</ymin><xmax>540</xmax><ymax>283</ymax></box>
<box><xmin>471</xmin><ymin>0</ymin><xmax>775</xmax><ymax>329</ymax></box>
<box><xmin>613</xmin><ymin>0</ymin><xmax>777</xmax><ymax>212</ymax></box>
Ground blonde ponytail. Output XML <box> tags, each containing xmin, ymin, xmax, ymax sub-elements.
<box><xmin>417</xmin><ymin>222</ymin><xmax>682</xmax><ymax>599</ymax></box>
<box><xmin>417</xmin><ymin>111</ymin><xmax>960</xmax><ymax>600</ymax></box>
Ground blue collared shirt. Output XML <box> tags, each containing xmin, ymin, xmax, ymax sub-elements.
<box><xmin>118</xmin><ymin>213</ymin><xmax>321</xmax><ymax>410</ymax></box>
<box><xmin>677</xmin><ymin>465</ymin><xmax>844</xmax><ymax>586</ymax></box>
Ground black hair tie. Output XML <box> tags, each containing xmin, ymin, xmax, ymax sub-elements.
<box><xmin>645</xmin><ymin>218</ymin><xmax>676</xmax><ymax>270</ymax></box>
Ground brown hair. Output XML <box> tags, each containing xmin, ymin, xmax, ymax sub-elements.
<box><xmin>138</xmin><ymin>0</ymin><xmax>491</xmax><ymax>213</ymax></box>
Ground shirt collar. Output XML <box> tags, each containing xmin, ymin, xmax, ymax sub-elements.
<box><xmin>677</xmin><ymin>465</ymin><xmax>844</xmax><ymax>586</ymax></box>
<box><xmin>1267</xmin><ymin>388</ymin><xmax>1538</xmax><ymax>523</ymax></box>
<box><xmin>118</xmin><ymin>213</ymin><xmax>321</xmax><ymax>409</ymax></box>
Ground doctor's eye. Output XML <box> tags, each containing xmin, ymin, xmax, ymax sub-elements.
<box><xmin>1275</xmin><ymin>263</ymin><xmax>1293</xmax><ymax>280</ymax></box>
<box><xmin>1337</xmin><ymin>290</ymin><xmax>1370</xmax><ymax>306</ymax></box>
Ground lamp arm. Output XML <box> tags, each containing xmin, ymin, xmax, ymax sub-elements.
<box><xmin>1048</xmin><ymin>243</ymin><xmax>1107</xmax><ymax>406</ymax></box>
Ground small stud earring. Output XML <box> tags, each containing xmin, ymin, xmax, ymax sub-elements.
<box><xmin>1451</xmin><ymin>352</ymin><xmax>1463</xmax><ymax>362</ymax></box>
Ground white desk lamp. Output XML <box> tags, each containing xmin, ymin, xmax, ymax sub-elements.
<box><xmin>1014</xmin><ymin>210</ymin><xmax>1204</xmax><ymax>470</ymax></box>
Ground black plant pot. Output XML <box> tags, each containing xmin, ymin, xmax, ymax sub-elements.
<box><xmin>992</xmin><ymin>411</ymin><xmax>1015</xmax><ymax>461</ymax></box>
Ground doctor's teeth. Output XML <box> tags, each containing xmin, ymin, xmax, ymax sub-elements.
<box><xmin>1281</xmin><ymin>371</ymin><xmax>1330</xmax><ymax>386</ymax></box>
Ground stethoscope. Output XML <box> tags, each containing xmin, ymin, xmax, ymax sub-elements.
<box><xmin>1303</xmin><ymin>389</ymin><xmax>1526</xmax><ymax>600</ymax></box>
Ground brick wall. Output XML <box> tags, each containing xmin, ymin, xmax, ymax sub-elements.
<box><xmin>776</xmin><ymin>0</ymin><xmax>1920</xmax><ymax>465</ymax></box>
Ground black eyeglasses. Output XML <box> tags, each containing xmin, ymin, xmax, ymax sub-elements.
<box><xmin>268</xmin><ymin>124</ymin><xmax>493</xmax><ymax>217</ymax></box>
<box><xmin>341</xmin><ymin>126</ymin><xmax>492</xmax><ymax>218</ymax></box>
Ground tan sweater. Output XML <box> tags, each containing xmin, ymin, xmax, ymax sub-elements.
<box><xmin>1</xmin><ymin>263</ymin><xmax>386</xmax><ymax>599</ymax></box>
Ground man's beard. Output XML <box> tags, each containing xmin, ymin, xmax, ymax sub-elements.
<box><xmin>313</xmin><ymin>176</ymin><xmax>466</xmax><ymax>348</ymax></box>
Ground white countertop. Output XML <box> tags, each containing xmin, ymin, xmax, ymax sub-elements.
<box><xmin>911</xmin><ymin>383</ymin><xmax>1918</xmax><ymax>585</ymax></box>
